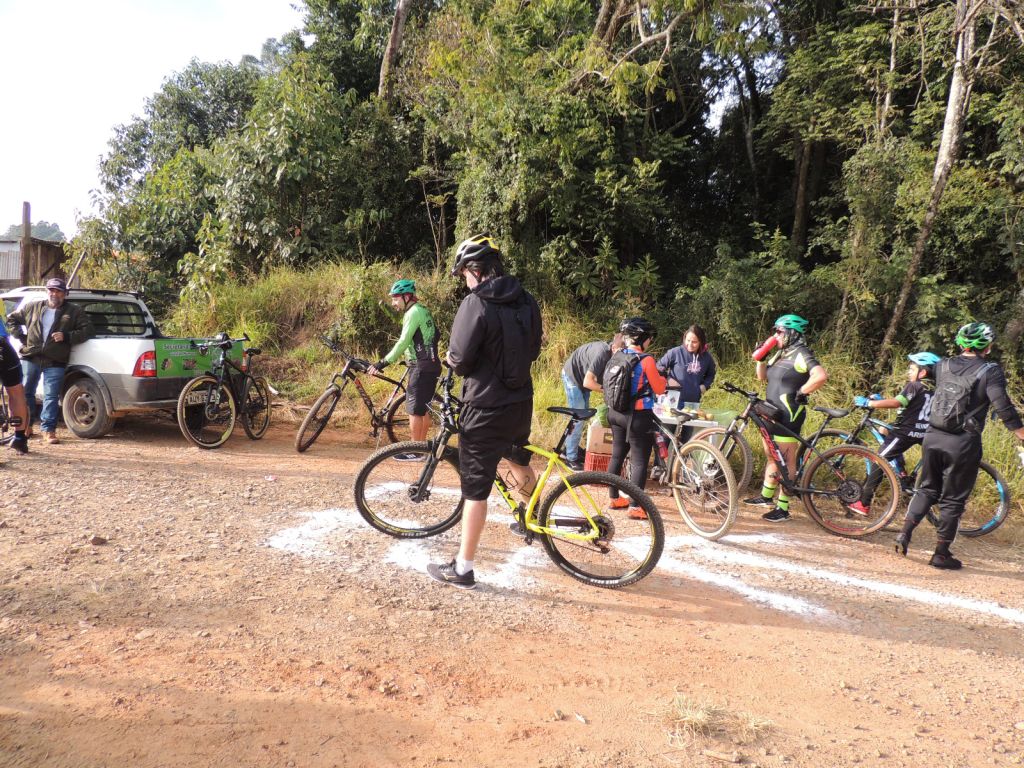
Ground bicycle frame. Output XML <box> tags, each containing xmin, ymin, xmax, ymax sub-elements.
<box><xmin>412</xmin><ymin>367</ymin><xmax>608</xmax><ymax>543</ymax></box>
<box><xmin>719</xmin><ymin>382</ymin><xmax>849</xmax><ymax>496</ymax></box>
<box><xmin>319</xmin><ymin>338</ymin><xmax>410</xmax><ymax>435</ymax></box>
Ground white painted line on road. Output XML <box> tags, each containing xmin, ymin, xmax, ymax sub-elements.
<box><xmin>673</xmin><ymin>536</ymin><xmax>1024</xmax><ymax>626</ymax></box>
<box><xmin>266</xmin><ymin>502</ymin><xmax>1024</xmax><ymax>626</ymax></box>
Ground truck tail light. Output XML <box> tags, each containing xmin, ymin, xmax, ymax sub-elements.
<box><xmin>133</xmin><ymin>350</ymin><xmax>157</xmax><ymax>377</ymax></box>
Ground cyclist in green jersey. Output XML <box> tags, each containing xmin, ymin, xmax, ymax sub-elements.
<box><xmin>368</xmin><ymin>279</ymin><xmax>442</xmax><ymax>454</ymax></box>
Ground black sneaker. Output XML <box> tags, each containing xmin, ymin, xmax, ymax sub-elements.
<box><xmin>744</xmin><ymin>495</ymin><xmax>774</xmax><ymax>506</ymax></box>
<box><xmin>894</xmin><ymin>532</ymin><xmax>910</xmax><ymax>556</ymax></box>
<box><xmin>928</xmin><ymin>553</ymin><xmax>962</xmax><ymax>570</ymax></box>
<box><xmin>9</xmin><ymin>436</ymin><xmax>28</xmax><ymax>455</ymax></box>
<box><xmin>762</xmin><ymin>507</ymin><xmax>790</xmax><ymax>523</ymax></box>
<box><xmin>393</xmin><ymin>452</ymin><xmax>425</xmax><ymax>462</ymax></box>
<box><xmin>427</xmin><ymin>560</ymin><xmax>477</xmax><ymax>589</ymax></box>
<box><xmin>565</xmin><ymin>457</ymin><xmax>584</xmax><ymax>472</ymax></box>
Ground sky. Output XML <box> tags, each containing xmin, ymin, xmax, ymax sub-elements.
<box><xmin>0</xmin><ymin>0</ymin><xmax>305</xmax><ymax>239</ymax></box>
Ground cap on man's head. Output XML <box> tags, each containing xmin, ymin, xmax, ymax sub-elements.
<box><xmin>46</xmin><ymin>277</ymin><xmax>68</xmax><ymax>292</ymax></box>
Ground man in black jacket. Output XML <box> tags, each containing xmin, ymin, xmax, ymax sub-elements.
<box><xmin>427</xmin><ymin>235</ymin><xmax>542</xmax><ymax>590</ymax></box>
<box><xmin>897</xmin><ymin>322</ymin><xmax>1024</xmax><ymax>569</ymax></box>
<box><xmin>6</xmin><ymin>278</ymin><xmax>94</xmax><ymax>444</ymax></box>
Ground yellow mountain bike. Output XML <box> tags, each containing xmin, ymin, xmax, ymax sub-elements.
<box><xmin>353</xmin><ymin>366</ymin><xmax>665</xmax><ymax>588</ymax></box>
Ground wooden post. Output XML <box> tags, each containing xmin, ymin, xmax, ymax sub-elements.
<box><xmin>20</xmin><ymin>201</ymin><xmax>31</xmax><ymax>285</ymax></box>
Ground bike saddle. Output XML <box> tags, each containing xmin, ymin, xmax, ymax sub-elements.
<box><xmin>547</xmin><ymin>406</ymin><xmax>597</xmax><ymax>420</ymax></box>
<box><xmin>814</xmin><ymin>406</ymin><xmax>849</xmax><ymax>418</ymax></box>
<box><xmin>244</xmin><ymin>347</ymin><xmax>262</xmax><ymax>356</ymax></box>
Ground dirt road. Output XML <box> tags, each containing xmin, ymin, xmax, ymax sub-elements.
<box><xmin>2</xmin><ymin>415</ymin><xmax>1023</xmax><ymax>767</ymax></box>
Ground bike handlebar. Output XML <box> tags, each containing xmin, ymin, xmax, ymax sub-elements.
<box><xmin>721</xmin><ymin>381</ymin><xmax>758</xmax><ymax>399</ymax></box>
<box><xmin>192</xmin><ymin>333</ymin><xmax>250</xmax><ymax>355</ymax></box>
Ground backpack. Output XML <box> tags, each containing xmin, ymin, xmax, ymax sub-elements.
<box><xmin>492</xmin><ymin>298</ymin><xmax>534</xmax><ymax>389</ymax></box>
<box><xmin>928</xmin><ymin>359</ymin><xmax>994</xmax><ymax>433</ymax></box>
<box><xmin>602</xmin><ymin>351</ymin><xmax>651</xmax><ymax>412</ymax></box>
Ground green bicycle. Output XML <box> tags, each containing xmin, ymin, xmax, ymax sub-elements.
<box><xmin>353</xmin><ymin>366</ymin><xmax>665</xmax><ymax>589</ymax></box>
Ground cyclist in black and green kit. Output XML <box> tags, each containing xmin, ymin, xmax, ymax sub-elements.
<box><xmin>747</xmin><ymin>313</ymin><xmax>828</xmax><ymax>522</ymax></box>
<box><xmin>368</xmin><ymin>279</ymin><xmax>441</xmax><ymax>458</ymax></box>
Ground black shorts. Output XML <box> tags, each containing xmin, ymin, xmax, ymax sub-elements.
<box><xmin>0</xmin><ymin>338</ymin><xmax>22</xmax><ymax>388</ymax></box>
<box><xmin>767</xmin><ymin>394</ymin><xmax>806</xmax><ymax>442</ymax></box>
<box><xmin>458</xmin><ymin>400</ymin><xmax>533</xmax><ymax>501</ymax></box>
<box><xmin>405</xmin><ymin>364</ymin><xmax>440</xmax><ymax>416</ymax></box>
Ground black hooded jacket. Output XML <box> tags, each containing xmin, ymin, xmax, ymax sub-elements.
<box><xmin>448</xmin><ymin>275</ymin><xmax>542</xmax><ymax>407</ymax></box>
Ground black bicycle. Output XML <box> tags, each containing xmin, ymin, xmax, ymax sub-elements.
<box><xmin>712</xmin><ymin>382</ymin><xmax>902</xmax><ymax>536</ymax></box>
<box><xmin>176</xmin><ymin>333</ymin><xmax>272</xmax><ymax>449</ymax></box>
<box><xmin>805</xmin><ymin>405</ymin><xmax>1013</xmax><ymax>538</ymax></box>
<box><xmin>294</xmin><ymin>337</ymin><xmax>441</xmax><ymax>452</ymax></box>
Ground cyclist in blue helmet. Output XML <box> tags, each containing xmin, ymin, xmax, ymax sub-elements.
<box><xmin>848</xmin><ymin>352</ymin><xmax>940</xmax><ymax>515</ymax></box>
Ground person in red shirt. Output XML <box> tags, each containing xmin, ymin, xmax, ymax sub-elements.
<box><xmin>606</xmin><ymin>317</ymin><xmax>667</xmax><ymax>519</ymax></box>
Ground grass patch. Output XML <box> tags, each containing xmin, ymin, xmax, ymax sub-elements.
<box><xmin>665</xmin><ymin>694</ymin><xmax>773</xmax><ymax>745</ymax></box>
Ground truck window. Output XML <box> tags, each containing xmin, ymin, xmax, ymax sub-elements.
<box><xmin>77</xmin><ymin>300</ymin><xmax>148</xmax><ymax>336</ymax></box>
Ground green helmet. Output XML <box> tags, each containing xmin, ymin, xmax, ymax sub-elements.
<box><xmin>774</xmin><ymin>314</ymin><xmax>809</xmax><ymax>334</ymax></box>
<box><xmin>389</xmin><ymin>279</ymin><xmax>416</xmax><ymax>296</ymax></box>
<box><xmin>955</xmin><ymin>322</ymin><xmax>994</xmax><ymax>350</ymax></box>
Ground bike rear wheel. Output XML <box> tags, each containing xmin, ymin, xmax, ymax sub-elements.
<box><xmin>295</xmin><ymin>383</ymin><xmax>343</xmax><ymax>452</ymax></box>
<box><xmin>925</xmin><ymin>460</ymin><xmax>1010</xmax><ymax>537</ymax></box>
<box><xmin>537</xmin><ymin>471</ymin><xmax>664</xmax><ymax>588</ymax></box>
<box><xmin>353</xmin><ymin>440</ymin><xmax>464</xmax><ymax>538</ymax></box>
<box><xmin>797</xmin><ymin>429</ymin><xmax>862</xmax><ymax>470</ymax></box>
<box><xmin>669</xmin><ymin>440</ymin><xmax>738</xmax><ymax>540</ymax></box>
<box><xmin>176</xmin><ymin>375</ymin><xmax>236</xmax><ymax>449</ymax></box>
<box><xmin>241</xmin><ymin>375</ymin><xmax>272</xmax><ymax>439</ymax></box>
<box><xmin>385</xmin><ymin>393</ymin><xmax>443</xmax><ymax>443</ymax></box>
<box><xmin>690</xmin><ymin>426</ymin><xmax>753</xmax><ymax>492</ymax></box>
<box><xmin>800</xmin><ymin>445</ymin><xmax>900</xmax><ymax>536</ymax></box>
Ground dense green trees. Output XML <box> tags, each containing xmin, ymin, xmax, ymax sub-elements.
<box><xmin>75</xmin><ymin>0</ymin><xmax>1024</xmax><ymax>384</ymax></box>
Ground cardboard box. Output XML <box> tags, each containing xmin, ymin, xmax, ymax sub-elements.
<box><xmin>585</xmin><ymin>423</ymin><xmax>615</xmax><ymax>455</ymax></box>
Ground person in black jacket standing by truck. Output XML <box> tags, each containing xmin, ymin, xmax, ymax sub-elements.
<box><xmin>896</xmin><ymin>322</ymin><xmax>1024</xmax><ymax>569</ymax></box>
<box><xmin>427</xmin><ymin>235</ymin><xmax>543</xmax><ymax>590</ymax></box>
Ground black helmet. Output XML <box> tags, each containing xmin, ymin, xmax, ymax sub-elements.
<box><xmin>451</xmin><ymin>234</ymin><xmax>501</xmax><ymax>276</ymax></box>
<box><xmin>619</xmin><ymin>317</ymin><xmax>655</xmax><ymax>346</ymax></box>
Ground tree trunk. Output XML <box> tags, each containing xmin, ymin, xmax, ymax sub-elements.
<box><xmin>874</xmin><ymin>0</ymin><xmax>975</xmax><ymax>378</ymax></box>
<box><xmin>378</xmin><ymin>0</ymin><xmax>415</xmax><ymax>102</ymax></box>
<box><xmin>791</xmin><ymin>138</ymin><xmax>813</xmax><ymax>257</ymax></box>
<box><xmin>879</xmin><ymin>6</ymin><xmax>901</xmax><ymax>138</ymax></box>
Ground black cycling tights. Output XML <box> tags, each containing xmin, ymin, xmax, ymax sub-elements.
<box><xmin>607</xmin><ymin>408</ymin><xmax>655</xmax><ymax>495</ymax></box>
<box><xmin>903</xmin><ymin>429</ymin><xmax>982</xmax><ymax>547</ymax></box>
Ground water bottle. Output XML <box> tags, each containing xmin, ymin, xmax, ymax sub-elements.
<box><xmin>751</xmin><ymin>335</ymin><xmax>779</xmax><ymax>362</ymax></box>
<box><xmin>655</xmin><ymin>430</ymin><xmax>668</xmax><ymax>460</ymax></box>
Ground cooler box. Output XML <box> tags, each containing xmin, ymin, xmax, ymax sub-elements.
<box><xmin>585</xmin><ymin>423</ymin><xmax>614</xmax><ymax>455</ymax></box>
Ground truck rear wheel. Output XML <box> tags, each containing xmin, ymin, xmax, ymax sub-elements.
<box><xmin>62</xmin><ymin>378</ymin><xmax>114</xmax><ymax>438</ymax></box>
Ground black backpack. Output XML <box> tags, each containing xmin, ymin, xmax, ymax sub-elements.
<box><xmin>602</xmin><ymin>351</ymin><xmax>651</xmax><ymax>412</ymax></box>
<box><xmin>928</xmin><ymin>359</ymin><xmax>994</xmax><ymax>433</ymax></box>
<box><xmin>492</xmin><ymin>298</ymin><xmax>534</xmax><ymax>389</ymax></box>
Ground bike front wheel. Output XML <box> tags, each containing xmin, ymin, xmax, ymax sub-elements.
<box><xmin>925</xmin><ymin>460</ymin><xmax>1010</xmax><ymax>537</ymax></box>
<box><xmin>669</xmin><ymin>440</ymin><xmax>738</xmax><ymax>540</ymax></box>
<box><xmin>800</xmin><ymin>444</ymin><xmax>900</xmax><ymax>537</ymax></box>
<box><xmin>353</xmin><ymin>440</ymin><xmax>464</xmax><ymax>538</ymax></box>
<box><xmin>384</xmin><ymin>393</ymin><xmax>443</xmax><ymax>443</ymax></box>
<box><xmin>690</xmin><ymin>426</ymin><xmax>753</xmax><ymax>492</ymax></box>
<box><xmin>537</xmin><ymin>471</ymin><xmax>664</xmax><ymax>589</ymax></box>
<box><xmin>241</xmin><ymin>375</ymin><xmax>272</xmax><ymax>439</ymax></box>
<box><xmin>295</xmin><ymin>383</ymin><xmax>343</xmax><ymax>452</ymax></box>
<box><xmin>176</xmin><ymin>375</ymin><xmax>236</xmax><ymax>449</ymax></box>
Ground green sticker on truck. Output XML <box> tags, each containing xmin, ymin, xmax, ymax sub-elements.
<box><xmin>154</xmin><ymin>339</ymin><xmax>243</xmax><ymax>378</ymax></box>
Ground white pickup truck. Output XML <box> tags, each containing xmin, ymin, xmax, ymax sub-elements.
<box><xmin>2</xmin><ymin>286</ymin><xmax>233</xmax><ymax>438</ymax></box>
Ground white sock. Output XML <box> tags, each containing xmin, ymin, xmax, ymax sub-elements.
<box><xmin>455</xmin><ymin>558</ymin><xmax>474</xmax><ymax>576</ymax></box>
